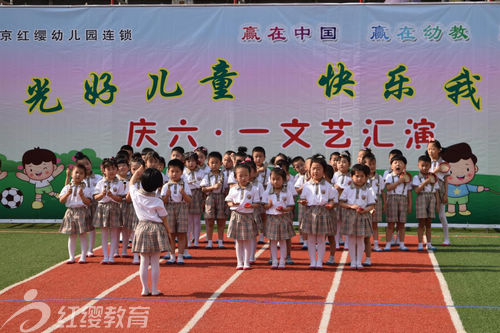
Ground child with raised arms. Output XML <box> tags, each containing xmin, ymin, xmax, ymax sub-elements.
<box><xmin>339</xmin><ymin>164</ymin><xmax>376</xmax><ymax>269</ymax></box>
<box><xmin>130</xmin><ymin>165</ymin><xmax>171</xmax><ymax>296</ymax></box>
<box><xmin>201</xmin><ymin>151</ymin><xmax>228</xmax><ymax>249</ymax></box>
<box><xmin>72</xmin><ymin>152</ymin><xmax>102</xmax><ymax>258</ymax></box>
<box><xmin>93</xmin><ymin>158</ymin><xmax>127</xmax><ymax>264</ymax></box>
<box><xmin>333</xmin><ymin>151</ymin><xmax>352</xmax><ymax>251</ymax></box>
<box><xmin>362</xmin><ymin>152</ymin><xmax>385</xmax><ymax>260</ymax></box>
<box><xmin>275</xmin><ymin>159</ymin><xmax>298</xmax><ymax>265</ymax></box>
<box><xmin>225</xmin><ymin>162</ymin><xmax>261</xmax><ymax>270</ymax></box>
<box><xmin>252</xmin><ymin>146</ymin><xmax>269</xmax><ymax>244</ymax></box>
<box><xmin>427</xmin><ymin>139</ymin><xmax>450</xmax><ymax>245</ymax></box>
<box><xmin>413</xmin><ymin>155</ymin><xmax>440</xmax><ymax>251</ymax></box>
<box><xmin>293</xmin><ymin>156</ymin><xmax>309</xmax><ymax>250</ymax></box>
<box><xmin>247</xmin><ymin>160</ymin><xmax>265</xmax><ymax>263</ymax></box>
<box><xmin>126</xmin><ymin>155</ymin><xmax>143</xmax><ymax>264</ymax></box>
<box><xmin>263</xmin><ymin>167</ymin><xmax>296</xmax><ymax>269</ymax></box>
<box><xmin>59</xmin><ymin>163</ymin><xmax>93</xmax><ymax>264</ymax></box>
<box><xmin>161</xmin><ymin>159</ymin><xmax>192</xmax><ymax>264</ymax></box>
<box><xmin>116</xmin><ymin>157</ymin><xmax>133</xmax><ymax>258</ymax></box>
<box><xmin>299</xmin><ymin>156</ymin><xmax>337</xmax><ymax>269</ymax></box>
<box><xmin>184</xmin><ymin>152</ymin><xmax>205</xmax><ymax>252</ymax></box>
<box><xmin>384</xmin><ymin>155</ymin><xmax>412</xmax><ymax>251</ymax></box>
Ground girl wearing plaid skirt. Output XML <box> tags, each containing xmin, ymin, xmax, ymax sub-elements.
<box><xmin>362</xmin><ymin>152</ymin><xmax>385</xmax><ymax>265</ymax></box>
<box><xmin>413</xmin><ymin>155</ymin><xmax>440</xmax><ymax>251</ymax></box>
<box><xmin>184</xmin><ymin>152</ymin><xmax>205</xmax><ymax>251</ymax></box>
<box><xmin>339</xmin><ymin>164</ymin><xmax>376</xmax><ymax>270</ymax></box>
<box><xmin>127</xmin><ymin>156</ymin><xmax>143</xmax><ymax>264</ymax></box>
<box><xmin>130</xmin><ymin>165</ymin><xmax>171</xmax><ymax>297</ymax></box>
<box><xmin>70</xmin><ymin>152</ymin><xmax>102</xmax><ymax>258</ymax></box>
<box><xmin>225</xmin><ymin>162</ymin><xmax>260</xmax><ymax>270</ymax></box>
<box><xmin>117</xmin><ymin>157</ymin><xmax>133</xmax><ymax>258</ymax></box>
<box><xmin>299</xmin><ymin>156</ymin><xmax>338</xmax><ymax>270</ymax></box>
<box><xmin>427</xmin><ymin>139</ymin><xmax>451</xmax><ymax>245</ymax></box>
<box><xmin>93</xmin><ymin>158</ymin><xmax>127</xmax><ymax>264</ymax></box>
<box><xmin>59</xmin><ymin>164</ymin><xmax>93</xmax><ymax>264</ymax></box>
<box><xmin>384</xmin><ymin>155</ymin><xmax>412</xmax><ymax>251</ymax></box>
<box><xmin>263</xmin><ymin>167</ymin><xmax>296</xmax><ymax>269</ymax></box>
<box><xmin>332</xmin><ymin>151</ymin><xmax>352</xmax><ymax>251</ymax></box>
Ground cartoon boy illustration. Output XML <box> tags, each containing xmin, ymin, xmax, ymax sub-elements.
<box><xmin>15</xmin><ymin>147</ymin><xmax>64</xmax><ymax>209</ymax></box>
<box><xmin>0</xmin><ymin>159</ymin><xmax>7</xmax><ymax>181</ymax></box>
<box><xmin>441</xmin><ymin>142</ymin><xmax>484</xmax><ymax>217</ymax></box>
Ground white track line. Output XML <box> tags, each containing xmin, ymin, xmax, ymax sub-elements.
<box><xmin>425</xmin><ymin>236</ymin><xmax>465</xmax><ymax>333</ymax></box>
<box><xmin>179</xmin><ymin>243</ymin><xmax>270</xmax><ymax>333</ymax></box>
<box><xmin>0</xmin><ymin>246</ymin><xmax>102</xmax><ymax>297</ymax></box>
<box><xmin>318</xmin><ymin>250</ymin><xmax>348</xmax><ymax>333</ymax></box>
<box><xmin>42</xmin><ymin>234</ymin><xmax>206</xmax><ymax>332</ymax></box>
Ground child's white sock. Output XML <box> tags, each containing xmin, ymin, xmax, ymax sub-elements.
<box><xmin>235</xmin><ymin>240</ymin><xmax>244</xmax><ymax>267</ymax></box>
<box><xmin>101</xmin><ymin>228</ymin><xmax>109</xmax><ymax>260</ymax></box>
<box><xmin>356</xmin><ymin>237</ymin><xmax>365</xmax><ymax>266</ymax></box>
<box><xmin>87</xmin><ymin>229</ymin><xmax>96</xmax><ymax>255</ymax></box>
<box><xmin>270</xmin><ymin>240</ymin><xmax>278</xmax><ymax>266</ymax></box>
<box><xmin>279</xmin><ymin>241</ymin><xmax>287</xmax><ymax>267</ymax></box>
<box><xmin>139</xmin><ymin>254</ymin><xmax>151</xmax><ymax>295</ymax></box>
<box><xmin>68</xmin><ymin>234</ymin><xmax>77</xmax><ymax>261</ymax></box>
<box><xmin>79</xmin><ymin>233</ymin><xmax>88</xmax><ymax>261</ymax></box>
<box><xmin>307</xmin><ymin>234</ymin><xmax>317</xmax><ymax>266</ymax></box>
<box><xmin>150</xmin><ymin>253</ymin><xmax>160</xmax><ymax>294</ymax></box>
<box><xmin>243</xmin><ymin>239</ymin><xmax>252</xmax><ymax>267</ymax></box>
<box><xmin>316</xmin><ymin>236</ymin><xmax>326</xmax><ymax>267</ymax></box>
<box><xmin>121</xmin><ymin>229</ymin><xmax>130</xmax><ymax>255</ymax></box>
<box><xmin>133</xmin><ymin>253</ymin><xmax>140</xmax><ymax>263</ymax></box>
<box><xmin>348</xmin><ymin>236</ymin><xmax>357</xmax><ymax>266</ymax></box>
<box><xmin>218</xmin><ymin>239</ymin><xmax>223</xmax><ymax>247</ymax></box>
<box><xmin>207</xmin><ymin>240</ymin><xmax>213</xmax><ymax>247</ymax></box>
<box><xmin>250</xmin><ymin>237</ymin><xmax>256</xmax><ymax>261</ymax></box>
<box><xmin>259</xmin><ymin>233</ymin><xmax>264</xmax><ymax>243</ymax></box>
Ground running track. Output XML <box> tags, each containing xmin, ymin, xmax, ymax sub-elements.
<box><xmin>0</xmin><ymin>235</ymin><xmax>463</xmax><ymax>332</ymax></box>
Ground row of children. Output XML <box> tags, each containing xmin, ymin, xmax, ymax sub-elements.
<box><xmin>59</xmin><ymin>140</ymin><xmax>450</xmax><ymax>294</ymax></box>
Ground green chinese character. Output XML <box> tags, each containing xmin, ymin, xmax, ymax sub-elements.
<box><xmin>443</xmin><ymin>67</ymin><xmax>481</xmax><ymax>111</ymax></box>
<box><xmin>146</xmin><ymin>68</ymin><xmax>183</xmax><ymax>101</ymax></box>
<box><xmin>383</xmin><ymin>64</ymin><xmax>415</xmax><ymax>101</ymax></box>
<box><xmin>83</xmin><ymin>72</ymin><xmax>118</xmax><ymax>106</ymax></box>
<box><xmin>317</xmin><ymin>61</ymin><xmax>356</xmax><ymax>98</ymax></box>
<box><xmin>423</xmin><ymin>25</ymin><xmax>443</xmax><ymax>42</ymax></box>
<box><xmin>448</xmin><ymin>25</ymin><xmax>469</xmax><ymax>41</ymax></box>
<box><xmin>199</xmin><ymin>58</ymin><xmax>239</xmax><ymax>100</ymax></box>
<box><xmin>24</xmin><ymin>77</ymin><xmax>63</xmax><ymax>114</ymax></box>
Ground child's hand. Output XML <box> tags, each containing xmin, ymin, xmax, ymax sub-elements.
<box><xmin>244</xmin><ymin>202</ymin><xmax>252</xmax><ymax>209</ymax></box>
<box><xmin>351</xmin><ymin>204</ymin><xmax>359</xmax><ymax>210</ymax></box>
<box><xmin>66</xmin><ymin>168</ymin><xmax>71</xmax><ymax>176</ymax></box>
<box><xmin>268</xmin><ymin>199</ymin><xmax>273</xmax><ymax>207</ymax></box>
<box><xmin>325</xmin><ymin>203</ymin><xmax>333</xmax><ymax>210</ymax></box>
<box><xmin>166</xmin><ymin>189</ymin><xmax>171</xmax><ymax>198</ymax></box>
<box><xmin>78</xmin><ymin>188</ymin><xmax>84</xmax><ymax>197</ymax></box>
<box><xmin>214</xmin><ymin>182</ymin><xmax>222</xmax><ymax>190</ymax></box>
<box><xmin>67</xmin><ymin>186</ymin><xmax>73</xmax><ymax>195</ymax></box>
<box><xmin>298</xmin><ymin>199</ymin><xmax>308</xmax><ymax>206</ymax></box>
<box><xmin>356</xmin><ymin>207</ymin><xmax>364</xmax><ymax>214</ymax></box>
<box><xmin>179</xmin><ymin>187</ymin><xmax>185</xmax><ymax>195</ymax></box>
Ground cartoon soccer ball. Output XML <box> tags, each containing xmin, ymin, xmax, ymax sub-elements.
<box><xmin>1</xmin><ymin>187</ymin><xmax>24</xmax><ymax>209</ymax></box>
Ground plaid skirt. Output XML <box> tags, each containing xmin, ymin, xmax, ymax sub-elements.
<box><xmin>132</xmin><ymin>220</ymin><xmax>171</xmax><ymax>253</ymax></box>
<box><xmin>373</xmin><ymin>195</ymin><xmax>383</xmax><ymax>223</ymax></box>
<box><xmin>341</xmin><ymin>209</ymin><xmax>373</xmax><ymax>237</ymax></box>
<box><xmin>87</xmin><ymin>200</ymin><xmax>97</xmax><ymax>231</ymax></box>
<box><xmin>437</xmin><ymin>179</ymin><xmax>447</xmax><ymax>203</ymax></box>
<box><xmin>265</xmin><ymin>214</ymin><xmax>296</xmax><ymax>240</ymax></box>
<box><xmin>301</xmin><ymin>205</ymin><xmax>335</xmax><ymax>235</ymax></box>
<box><xmin>205</xmin><ymin>192</ymin><xmax>226</xmax><ymax>220</ymax></box>
<box><xmin>121</xmin><ymin>201</ymin><xmax>138</xmax><ymax>230</ymax></box>
<box><xmin>93</xmin><ymin>201</ymin><xmax>122</xmax><ymax>228</ymax></box>
<box><xmin>298</xmin><ymin>204</ymin><xmax>306</xmax><ymax>229</ymax></box>
<box><xmin>386</xmin><ymin>194</ymin><xmax>408</xmax><ymax>223</ymax></box>
<box><xmin>227</xmin><ymin>211</ymin><xmax>258</xmax><ymax>240</ymax></box>
<box><xmin>188</xmin><ymin>188</ymin><xmax>204</xmax><ymax>215</ymax></box>
<box><xmin>415</xmin><ymin>192</ymin><xmax>436</xmax><ymax>219</ymax></box>
<box><xmin>326</xmin><ymin>207</ymin><xmax>338</xmax><ymax>236</ymax></box>
<box><xmin>253</xmin><ymin>209</ymin><xmax>264</xmax><ymax>233</ymax></box>
<box><xmin>59</xmin><ymin>207</ymin><xmax>92</xmax><ymax>235</ymax></box>
<box><xmin>166</xmin><ymin>202</ymin><xmax>188</xmax><ymax>233</ymax></box>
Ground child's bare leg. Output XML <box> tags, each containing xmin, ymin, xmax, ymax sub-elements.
<box><xmin>417</xmin><ymin>219</ymin><xmax>425</xmax><ymax>244</ymax></box>
<box><xmin>205</xmin><ymin>218</ymin><xmax>214</xmax><ymax>247</ymax></box>
<box><xmin>425</xmin><ymin>218</ymin><xmax>432</xmax><ymax>245</ymax></box>
<box><xmin>177</xmin><ymin>233</ymin><xmax>187</xmax><ymax>263</ymax></box>
<box><xmin>385</xmin><ymin>223</ymin><xmax>394</xmax><ymax>250</ymax></box>
<box><xmin>364</xmin><ymin>237</ymin><xmax>371</xmax><ymax>257</ymax></box>
<box><xmin>398</xmin><ymin>223</ymin><xmax>407</xmax><ymax>250</ymax></box>
<box><xmin>286</xmin><ymin>239</ymin><xmax>291</xmax><ymax>258</ymax></box>
<box><xmin>216</xmin><ymin>218</ymin><xmax>226</xmax><ymax>247</ymax></box>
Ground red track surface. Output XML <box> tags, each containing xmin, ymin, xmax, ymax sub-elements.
<box><xmin>0</xmin><ymin>235</ymin><xmax>456</xmax><ymax>332</ymax></box>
